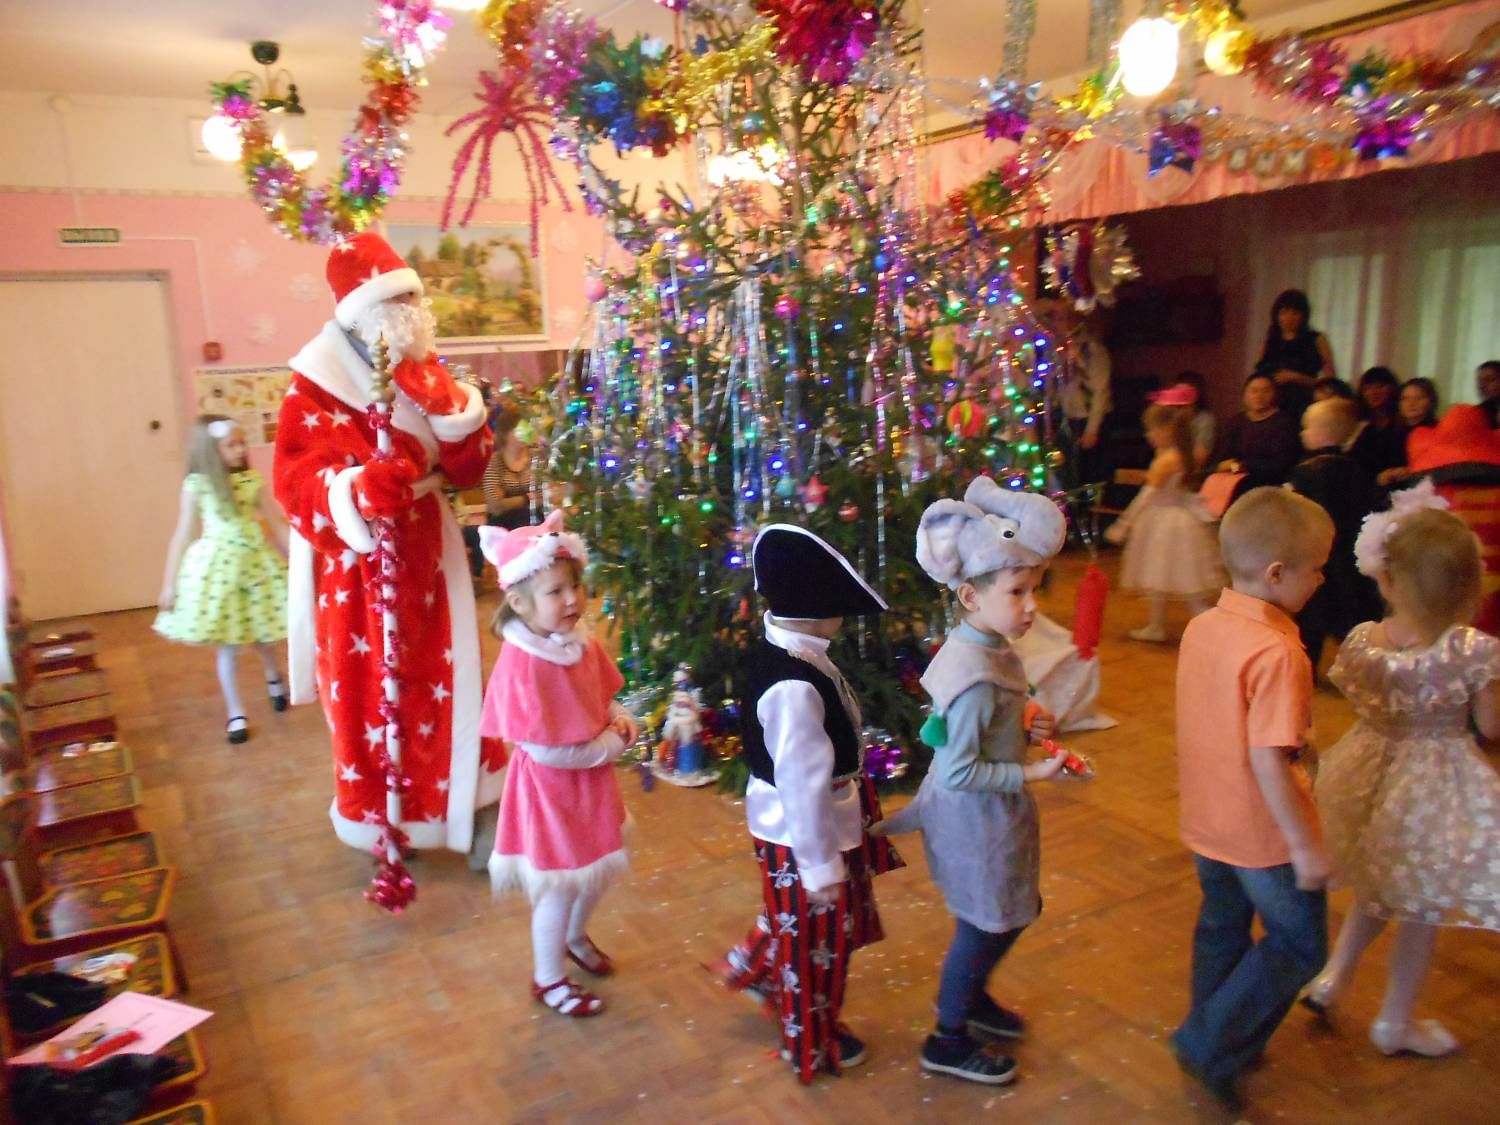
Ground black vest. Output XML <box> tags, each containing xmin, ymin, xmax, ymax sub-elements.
<box><xmin>741</xmin><ymin>639</ymin><xmax>862</xmax><ymax>787</ymax></box>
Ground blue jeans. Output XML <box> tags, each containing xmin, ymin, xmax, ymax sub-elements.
<box><xmin>1171</xmin><ymin>854</ymin><xmax>1327</xmax><ymax>1087</ymax></box>
<box><xmin>935</xmin><ymin>918</ymin><xmax>1024</xmax><ymax>1030</ymax></box>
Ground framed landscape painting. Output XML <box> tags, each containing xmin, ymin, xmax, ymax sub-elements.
<box><xmin>383</xmin><ymin>221</ymin><xmax>547</xmax><ymax>350</ymax></box>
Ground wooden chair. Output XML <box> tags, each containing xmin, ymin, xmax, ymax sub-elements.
<box><xmin>21</xmin><ymin>668</ymin><xmax>110</xmax><ymax>711</ymax></box>
<box><xmin>24</xmin><ymin>634</ymin><xmax>99</xmax><ymax>677</ymax></box>
<box><xmin>144</xmin><ymin>1033</ymin><xmax>209</xmax><ymax>1110</ymax></box>
<box><xmin>20</xmin><ymin>694</ymin><xmax>118</xmax><ymax>755</ymax></box>
<box><xmin>10</xmin><ymin>932</ymin><xmax>180</xmax><ymax>1043</ymax></box>
<box><xmin>129</xmin><ymin>1100</ymin><xmax>217</xmax><ymax>1125</ymax></box>
<box><xmin>30</xmin><ymin>740</ymin><xmax>133</xmax><ymax>794</ymax></box>
<box><xmin>0</xmin><ymin>794</ymin><xmax>177</xmax><ymax>969</ymax></box>
<box><xmin>1091</xmin><ymin>468</ymin><xmax>1149</xmax><ymax>539</ymax></box>
<box><xmin>31</xmin><ymin>774</ymin><xmax>142</xmax><ymax>849</ymax></box>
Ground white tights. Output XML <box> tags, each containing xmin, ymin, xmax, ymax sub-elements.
<box><xmin>1320</xmin><ymin>898</ymin><xmax>1438</xmax><ymax>1027</ymax></box>
<box><xmin>215</xmin><ymin>643</ymin><xmax>284</xmax><ymax>720</ymax></box>
<box><xmin>530</xmin><ymin>884</ymin><xmax>606</xmax><ymax>986</ymax></box>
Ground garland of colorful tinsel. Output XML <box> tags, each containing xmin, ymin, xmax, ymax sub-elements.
<box><xmin>208</xmin><ymin>0</ymin><xmax>450</xmax><ymax>244</ymax></box>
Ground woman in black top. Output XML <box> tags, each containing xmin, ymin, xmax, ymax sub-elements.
<box><xmin>1374</xmin><ymin>377</ymin><xmax>1442</xmax><ymax>488</ymax></box>
<box><xmin>1213</xmin><ymin>372</ymin><xmax>1302</xmax><ymax>491</ymax></box>
<box><xmin>1256</xmin><ymin>289</ymin><xmax>1336</xmax><ymax>418</ymax></box>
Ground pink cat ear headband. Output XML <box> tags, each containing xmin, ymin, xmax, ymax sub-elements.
<box><xmin>1353</xmin><ymin>478</ymin><xmax>1448</xmax><ymax>577</ymax></box>
<box><xmin>477</xmin><ymin>509</ymin><xmax>588</xmax><ymax>590</ymax></box>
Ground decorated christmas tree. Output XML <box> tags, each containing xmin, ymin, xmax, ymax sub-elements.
<box><xmin>458</xmin><ymin>0</ymin><xmax>1079</xmax><ymax>782</ymax></box>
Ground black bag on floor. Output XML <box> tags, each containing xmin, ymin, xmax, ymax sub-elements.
<box><xmin>11</xmin><ymin>1052</ymin><xmax>186</xmax><ymax>1125</ymax></box>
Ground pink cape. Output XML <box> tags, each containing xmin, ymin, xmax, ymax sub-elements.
<box><xmin>479</xmin><ymin>635</ymin><xmax>624</xmax><ymax>745</ymax></box>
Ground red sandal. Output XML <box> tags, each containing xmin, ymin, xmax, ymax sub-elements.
<box><xmin>566</xmin><ymin>937</ymin><xmax>615</xmax><ymax>977</ymax></box>
<box><xmin>531</xmin><ymin>977</ymin><xmax>604</xmax><ymax>1018</ymax></box>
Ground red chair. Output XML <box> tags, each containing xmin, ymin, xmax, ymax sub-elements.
<box><xmin>31</xmin><ymin>740</ymin><xmax>133</xmax><ymax>794</ymax></box>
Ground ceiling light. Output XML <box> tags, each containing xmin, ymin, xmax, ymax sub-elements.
<box><xmin>1119</xmin><ymin>15</ymin><xmax>1180</xmax><ymax>98</ymax></box>
<box><xmin>205</xmin><ymin>41</ymin><xmax>319</xmax><ymax>170</ymax></box>
<box><xmin>201</xmin><ymin>114</ymin><xmax>243</xmax><ymax>161</ymax></box>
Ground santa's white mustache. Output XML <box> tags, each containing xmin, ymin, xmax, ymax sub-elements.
<box><xmin>355</xmin><ymin>299</ymin><xmax>437</xmax><ymax>362</ymax></box>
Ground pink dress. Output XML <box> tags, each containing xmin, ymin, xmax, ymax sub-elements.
<box><xmin>481</xmin><ymin>621</ymin><xmax>629</xmax><ymax>898</ymax></box>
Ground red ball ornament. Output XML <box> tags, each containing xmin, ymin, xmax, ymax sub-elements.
<box><xmin>774</xmin><ymin>294</ymin><xmax>801</xmax><ymax>320</ymax></box>
<box><xmin>801</xmin><ymin>475</ymin><xmax>828</xmax><ymax>512</ymax></box>
<box><xmin>838</xmin><ymin>500</ymin><xmax>860</xmax><ymax>521</ymax></box>
<box><xmin>946</xmin><ymin>399</ymin><xmax>988</xmax><ymax>439</ymax></box>
<box><xmin>583</xmin><ymin>274</ymin><xmax>608</xmax><ymax>303</ymax></box>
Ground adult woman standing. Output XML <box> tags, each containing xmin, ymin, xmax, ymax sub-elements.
<box><xmin>1213</xmin><ymin>372</ymin><xmax>1301</xmax><ymax>492</ymax></box>
<box><xmin>483</xmin><ymin>398</ymin><xmax>533</xmax><ymax>531</ymax></box>
<box><xmin>1256</xmin><ymin>289</ymin><xmax>1336</xmax><ymax>418</ymax></box>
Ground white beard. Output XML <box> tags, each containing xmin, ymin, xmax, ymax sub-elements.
<box><xmin>355</xmin><ymin>299</ymin><xmax>438</xmax><ymax>363</ymax></box>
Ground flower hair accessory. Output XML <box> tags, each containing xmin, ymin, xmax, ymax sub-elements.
<box><xmin>1353</xmin><ymin>478</ymin><xmax>1449</xmax><ymax>577</ymax></box>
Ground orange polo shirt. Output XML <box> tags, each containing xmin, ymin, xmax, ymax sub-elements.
<box><xmin>1176</xmin><ymin>588</ymin><xmax>1319</xmax><ymax>868</ymax></box>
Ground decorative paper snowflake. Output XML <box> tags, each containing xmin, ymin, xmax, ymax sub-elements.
<box><xmin>229</xmin><ymin>240</ymin><xmax>263</xmax><ymax>276</ymax></box>
<box><xmin>289</xmin><ymin>273</ymin><xmax>321</xmax><ymax>303</ymax></box>
<box><xmin>248</xmin><ymin>314</ymin><xmax>277</xmax><ymax>345</ymax></box>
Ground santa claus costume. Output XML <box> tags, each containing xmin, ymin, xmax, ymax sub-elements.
<box><xmin>478</xmin><ymin>512</ymin><xmax>637</xmax><ymax>1018</ymax></box>
<box><xmin>717</xmin><ymin>525</ymin><xmax>903</xmax><ymax>1083</ymax></box>
<box><xmin>274</xmin><ymin>232</ymin><xmax>506</xmax><ymax>860</ymax></box>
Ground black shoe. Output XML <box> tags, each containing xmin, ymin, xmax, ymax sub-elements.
<box><xmin>1168</xmin><ymin>1037</ymin><xmax>1242</xmax><ymax>1112</ymax></box>
<box><xmin>968</xmin><ymin>994</ymin><xmax>1026</xmax><ymax>1040</ymax></box>
<box><xmin>920</xmin><ymin>1031</ymin><xmax>1017</xmax><ymax>1086</ymax></box>
<box><xmin>226</xmin><ymin>717</ymin><xmax>249</xmax><ymax>744</ymax></box>
<box><xmin>267</xmin><ymin>677</ymin><xmax>289</xmax><ymax>713</ymax></box>
<box><xmin>836</xmin><ymin>1029</ymin><xmax>867</xmax><ymax>1069</ymax></box>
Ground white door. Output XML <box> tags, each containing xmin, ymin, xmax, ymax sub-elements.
<box><xmin>0</xmin><ymin>276</ymin><xmax>184</xmax><ymax>619</ymax></box>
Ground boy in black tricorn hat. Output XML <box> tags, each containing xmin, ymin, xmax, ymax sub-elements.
<box><xmin>713</xmin><ymin>524</ymin><xmax>903</xmax><ymax>1084</ymax></box>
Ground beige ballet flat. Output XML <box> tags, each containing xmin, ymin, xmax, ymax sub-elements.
<box><xmin>1299</xmin><ymin>973</ymin><xmax>1341</xmax><ymax>1017</ymax></box>
<box><xmin>1370</xmin><ymin>1018</ymin><xmax>1458</xmax><ymax>1057</ymax></box>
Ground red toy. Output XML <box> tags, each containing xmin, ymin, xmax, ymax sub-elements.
<box><xmin>1040</xmin><ymin>738</ymin><xmax>1095</xmax><ymax>778</ymax></box>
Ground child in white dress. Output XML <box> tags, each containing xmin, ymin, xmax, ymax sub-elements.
<box><xmin>1106</xmin><ymin>401</ymin><xmax>1222</xmax><ymax>642</ymax></box>
<box><xmin>1303</xmin><ymin>482</ymin><xmax>1500</xmax><ymax>1056</ymax></box>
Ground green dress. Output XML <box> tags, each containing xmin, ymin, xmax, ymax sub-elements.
<box><xmin>154</xmin><ymin>471</ymin><xmax>288</xmax><ymax>646</ymax></box>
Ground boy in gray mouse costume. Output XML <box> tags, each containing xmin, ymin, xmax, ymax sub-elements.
<box><xmin>876</xmin><ymin>475</ymin><xmax>1069</xmax><ymax>1086</ymax></box>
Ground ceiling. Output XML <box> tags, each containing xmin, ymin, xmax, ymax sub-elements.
<box><xmin>0</xmin><ymin>0</ymin><xmax>1371</xmax><ymax>119</ymax></box>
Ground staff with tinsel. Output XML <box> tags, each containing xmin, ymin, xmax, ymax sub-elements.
<box><xmin>363</xmin><ymin>337</ymin><xmax>417</xmax><ymax>913</ymax></box>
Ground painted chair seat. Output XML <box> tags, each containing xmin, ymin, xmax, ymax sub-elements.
<box><xmin>34</xmin><ymin>774</ymin><xmax>140</xmax><ymax>831</ymax></box>
<box><xmin>128</xmin><ymin>1101</ymin><xmax>216</xmax><ymax>1125</ymax></box>
<box><xmin>25</xmin><ymin>867</ymin><xmax>174</xmax><ymax>945</ymax></box>
<box><xmin>23</xmin><ymin>669</ymin><xmax>110</xmax><ymax>710</ymax></box>
<box><xmin>32</xmin><ymin>741</ymin><xmax>133</xmax><ymax>792</ymax></box>
<box><xmin>39</xmin><ymin>830</ymin><xmax>161</xmax><ymax>885</ymax></box>
<box><xmin>17</xmin><ymin>932</ymin><xmax>177</xmax><ymax>1001</ymax></box>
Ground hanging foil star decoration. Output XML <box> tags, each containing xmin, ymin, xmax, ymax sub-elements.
<box><xmin>980</xmin><ymin>77</ymin><xmax>1040</xmax><ymax>142</ymax></box>
<box><xmin>1148</xmin><ymin>115</ymin><xmax>1203</xmax><ymax>176</ymax></box>
<box><xmin>1351</xmin><ymin>101</ymin><xmax>1420</xmax><ymax>161</ymax></box>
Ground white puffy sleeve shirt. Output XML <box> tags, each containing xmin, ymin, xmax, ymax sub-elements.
<box><xmin>744</xmin><ymin>618</ymin><xmax>865</xmax><ymax>893</ymax></box>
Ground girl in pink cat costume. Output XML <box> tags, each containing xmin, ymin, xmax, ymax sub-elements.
<box><xmin>478</xmin><ymin>511</ymin><xmax>640</xmax><ymax>1018</ymax></box>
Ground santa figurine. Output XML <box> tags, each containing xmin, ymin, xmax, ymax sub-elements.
<box><xmin>656</xmin><ymin>664</ymin><xmax>705</xmax><ymax>778</ymax></box>
<box><xmin>274</xmin><ymin>231</ymin><xmax>506</xmax><ymax>871</ymax></box>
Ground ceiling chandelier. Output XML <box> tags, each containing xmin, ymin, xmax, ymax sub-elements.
<box><xmin>201</xmin><ymin>40</ymin><xmax>318</xmax><ymax>171</ymax></box>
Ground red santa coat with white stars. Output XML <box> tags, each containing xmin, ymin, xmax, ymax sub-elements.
<box><xmin>274</xmin><ymin>319</ymin><xmax>507</xmax><ymax>852</ymax></box>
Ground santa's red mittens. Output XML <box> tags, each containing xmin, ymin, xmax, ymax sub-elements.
<box><xmin>355</xmin><ymin>457</ymin><xmax>423</xmax><ymax>519</ymax></box>
<box><xmin>391</xmin><ymin>358</ymin><xmax>469</xmax><ymax>416</ymax></box>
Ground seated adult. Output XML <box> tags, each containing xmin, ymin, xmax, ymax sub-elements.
<box><xmin>462</xmin><ymin>396</ymin><xmax>532</xmax><ymax>577</ymax></box>
<box><xmin>1477</xmin><ymin>359</ymin><xmax>1500</xmax><ymax>428</ymax></box>
<box><xmin>1312</xmin><ymin>376</ymin><xmax>1356</xmax><ymax>403</ymax></box>
<box><xmin>1377</xmin><ymin>377</ymin><xmax>1441</xmax><ymax>488</ymax></box>
<box><xmin>1212</xmin><ymin>372</ymin><xmax>1301</xmax><ymax>492</ymax></box>
<box><xmin>1347</xmin><ymin>366</ymin><xmax>1405</xmax><ymax>482</ymax></box>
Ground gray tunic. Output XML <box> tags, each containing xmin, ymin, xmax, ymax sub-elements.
<box><xmin>882</xmin><ymin>622</ymin><xmax>1040</xmax><ymax>933</ymax></box>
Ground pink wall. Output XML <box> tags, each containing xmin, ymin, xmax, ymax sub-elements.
<box><xmin>0</xmin><ymin>190</ymin><xmax>599</xmax><ymax>433</ymax></box>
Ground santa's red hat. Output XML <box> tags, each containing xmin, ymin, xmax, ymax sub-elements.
<box><xmin>327</xmin><ymin>231</ymin><xmax>423</xmax><ymax>330</ymax></box>
<box><xmin>1408</xmin><ymin>404</ymin><xmax>1500</xmax><ymax>473</ymax></box>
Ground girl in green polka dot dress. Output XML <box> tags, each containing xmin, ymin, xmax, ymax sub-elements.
<box><xmin>155</xmin><ymin>415</ymin><xmax>291</xmax><ymax>744</ymax></box>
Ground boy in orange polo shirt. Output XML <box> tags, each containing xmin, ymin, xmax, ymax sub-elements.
<box><xmin>1170</xmin><ymin>487</ymin><xmax>1334</xmax><ymax>1109</ymax></box>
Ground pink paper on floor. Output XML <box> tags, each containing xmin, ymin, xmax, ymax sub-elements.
<box><xmin>10</xmin><ymin>992</ymin><xmax>211</xmax><ymax>1067</ymax></box>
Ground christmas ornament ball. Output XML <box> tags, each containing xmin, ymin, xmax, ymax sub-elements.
<box><xmin>773</xmin><ymin>294</ymin><xmax>801</xmax><ymax>320</ymax></box>
<box><xmin>838</xmin><ymin>500</ymin><xmax>860</xmax><ymax>522</ymax></box>
<box><xmin>1046</xmin><ymin>449</ymin><xmax>1066</xmax><ymax>469</ymax></box>
<box><xmin>945</xmin><ymin>399</ymin><xmax>987</xmax><ymax>439</ymax></box>
<box><xmin>583</xmin><ymin>275</ymin><xmax>609</xmax><ymax>303</ymax></box>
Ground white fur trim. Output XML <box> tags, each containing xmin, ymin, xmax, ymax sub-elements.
<box><xmin>489</xmin><ymin>847</ymin><xmax>629</xmax><ymax>903</ymax></box>
<box><xmin>287</xmin><ymin>533</ymin><xmax>318</xmax><ymax>706</ymax></box>
<box><xmin>500</xmin><ymin>619</ymin><xmax>589</xmax><ymax>666</ymax></box>
<box><xmin>289</xmin><ymin>321</ymin><xmax>439</xmax><ymax>462</ymax></box>
<box><xmin>498</xmin><ymin>531</ymin><xmax>588</xmax><ymax>589</ymax></box>
<box><xmin>334</xmin><ymin>267</ymin><xmax>422</xmax><ymax>330</ymax></box>
<box><xmin>426</xmin><ymin>381</ymin><xmax>487</xmax><ymax>443</ymax></box>
<box><xmin>327</xmin><ymin>467</ymin><xmax>377</xmax><ymax>555</ymax></box>
<box><xmin>438</xmin><ymin>499</ymin><xmax>488</xmax><ymax>850</ymax></box>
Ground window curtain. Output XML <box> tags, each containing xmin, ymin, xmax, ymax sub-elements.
<box><xmin>1234</xmin><ymin>157</ymin><xmax>1500</xmax><ymax>408</ymax></box>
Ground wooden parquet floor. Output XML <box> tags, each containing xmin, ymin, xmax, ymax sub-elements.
<box><xmin>67</xmin><ymin>552</ymin><xmax>1500</xmax><ymax>1123</ymax></box>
